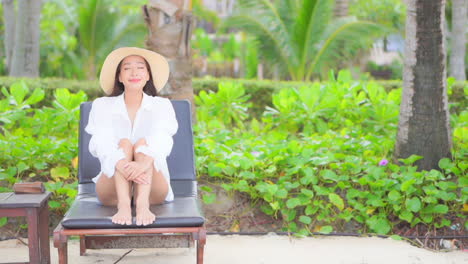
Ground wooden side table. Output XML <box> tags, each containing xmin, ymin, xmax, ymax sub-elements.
<box><xmin>0</xmin><ymin>191</ymin><xmax>52</xmax><ymax>264</ymax></box>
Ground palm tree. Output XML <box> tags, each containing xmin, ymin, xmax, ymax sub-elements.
<box><xmin>395</xmin><ymin>0</ymin><xmax>452</xmax><ymax>170</ymax></box>
<box><xmin>143</xmin><ymin>0</ymin><xmax>196</xmax><ymax>113</ymax></box>
<box><xmin>225</xmin><ymin>0</ymin><xmax>385</xmax><ymax>81</ymax></box>
<box><xmin>6</xmin><ymin>0</ymin><xmax>42</xmax><ymax>77</ymax></box>
<box><xmin>334</xmin><ymin>0</ymin><xmax>349</xmax><ymax>17</ymax></box>
<box><xmin>449</xmin><ymin>0</ymin><xmax>466</xmax><ymax>80</ymax></box>
<box><xmin>77</xmin><ymin>0</ymin><xmax>147</xmax><ymax>80</ymax></box>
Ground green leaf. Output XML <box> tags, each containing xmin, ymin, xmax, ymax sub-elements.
<box><xmin>321</xmin><ymin>169</ymin><xmax>339</xmax><ymax>181</ymax></box>
<box><xmin>319</xmin><ymin>225</ymin><xmax>333</xmax><ymax>234</ymax></box>
<box><xmin>432</xmin><ymin>204</ymin><xmax>449</xmax><ymax>214</ymax></box>
<box><xmin>389</xmin><ymin>235</ymin><xmax>403</xmax><ymax>241</ymax></box>
<box><xmin>0</xmin><ymin>217</ymin><xmax>7</xmax><ymax>227</ymax></box>
<box><xmin>401</xmin><ymin>179</ymin><xmax>415</xmax><ymax>192</ymax></box>
<box><xmin>300</xmin><ymin>188</ymin><xmax>314</xmax><ymax>198</ymax></box>
<box><xmin>438</xmin><ymin>158</ymin><xmax>452</xmax><ymax>170</ymax></box>
<box><xmin>202</xmin><ymin>193</ymin><xmax>216</xmax><ymax>204</ymax></box>
<box><xmin>282</xmin><ymin>209</ymin><xmax>297</xmax><ymax>221</ymax></box>
<box><xmin>50</xmin><ymin>166</ymin><xmax>70</xmax><ymax>180</ymax></box>
<box><xmin>366</xmin><ymin>216</ymin><xmax>391</xmax><ymax>234</ymax></box>
<box><xmin>269</xmin><ymin>201</ymin><xmax>280</xmax><ymax>210</ymax></box>
<box><xmin>300</xmin><ymin>167</ymin><xmax>316</xmax><ymax>185</ymax></box>
<box><xmin>48</xmin><ymin>201</ymin><xmax>62</xmax><ymax>209</ymax></box>
<box><xmin>405</xmin><ymin>197</ymin><xmax>421</xmax><ymax>212</ymax></box>
<box><xmin>25</xmin><ymin>88</ymin><xmax>45</xmax><ymax>105</ymax></box>
<box><xmin>398</xmin><ymin>155</ymin><xmax>423</xmax><ymax>165</ymax></box>
<box><xmin>10</xmin><ymin>81</ymin><xmax>29</xmax><ymax>105</ymax></box>
<box><xmin>221</xmin><ymin>183</ymin><xmax>233</xmax><ymax>191</ymax></box>
<box><xmin>16</xmin><ymin>161</ymin><xmax>29</xmax><ymax>174</ymax></box>
<box><xmin>286</xmin><ymin>198</ymin><xmax>301</xmax><ymax>208</ymax></box>
<box><xmin>328</xmin><ymin>193</ymin><xmax>344</xmax><ymax>210</ymax></box>
<box><xmin>399</xmin><ymin>210</ymin><xmax>413</xmax><ymax>222</ymax></box>
<box><xmin>200</xmin><ymin>186</ymin><xmax>213</xmax><ymax>192</ymax></box>
<box><xmin>305</xmin><ymin>204</ymin><xmax>318</xmax><ymax>215</ymax></box>
<box><xmin>388</xmin><ymin>190</ymin><xmax>401</xmax><ymax>201</ymax></box>
<box><xmin>299</xmin><ymin>215</ymin><xmax>312</xmax><ymax>225</ymax></box>
<box><xmin>275</xmin><ymin>188</ymin><xmax>288</xmax><ymax>198</ymax></box>
<box><xmin>266</xmin><ymin>184</ymin><xmax>279</xmax><ymax>195</ymax></box>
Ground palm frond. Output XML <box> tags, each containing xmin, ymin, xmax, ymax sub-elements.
<box><xmin>227</xmin><ymin>0</ymin><xmax>298</xmax><ymax>75</ymax></box>
<box><xmin>299</xmin><ymin>0</ymin><xmax>334</xmax><ymax>64</ymax></box>
<box><xmin>307</xmin><ymin>17</ymin><xmax>387</xmax><ymax>79</ymax></box>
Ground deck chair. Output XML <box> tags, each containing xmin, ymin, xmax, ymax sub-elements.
<box><xmin>53</xmin><ymin>100</ymin><xmax>206</xmax><ymax>264</ymax></box>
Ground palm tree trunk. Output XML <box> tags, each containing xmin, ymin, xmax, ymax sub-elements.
<box><xmin>334</xmin><ymin>0</ymin><xmax>349</xmax><ymax>17</ymax></box>
<box><xmin>449</xmin><ymin>0</ymin><xmax>467</xmax><ymax>80</ymax></box>
<box><xmin>142</xmin><ymin>0</ymin><xmax>196</xmax><ymax>116</ymax></box>
<box><xmin>395</xmin><ymin>0</ymin><xmax>452</xmax><ymax>171</ymax></box>
<box><xmin>10</xmin><ymin>0</ymin><xmax>42</xmax><ymax>77</ymax></box>
<box><xmin>2</xmin><ymin>0</ymin><xmax>15</xmax><ymax>74</ymax></box>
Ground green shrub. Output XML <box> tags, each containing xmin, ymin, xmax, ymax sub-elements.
<box><xmin>0</xmin><ymin>81</ymin><xmax>87</xmax><ymax>214</ymax></box>
<box><xmin>1</xmin><ymin>76</ymin><xmax>466</xmax><ymax>119</ymax></box>
<box><xmin>194</xmin><ymin>71</ymin><xmax>467</xmax><ymax>235</ymax></box>
<box><xmin>0</xmin><ymin>75</ymin><xmax>466</xmax><ymax>235</ymax></box>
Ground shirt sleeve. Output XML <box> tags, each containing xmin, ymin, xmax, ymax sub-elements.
<box><xmin>85</xmin><ymin>99</ymin><xmax>126</xmax><ymax>178</ymax></box>
<box><xmin>135</xmin><ymin>98</ymin><xmax>178</xmax><ymax>172</ymax></box>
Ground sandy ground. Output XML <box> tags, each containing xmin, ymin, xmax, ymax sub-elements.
<box><xmin>0</xmin><ymin>234</ymin><xmax>466</xmax><ymax>264</ymax></box>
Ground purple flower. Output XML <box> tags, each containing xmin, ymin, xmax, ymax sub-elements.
<box><xmin>379</xmin><ymin>159</ymin><xmax>389</xmax><ymax>166</ymax></box>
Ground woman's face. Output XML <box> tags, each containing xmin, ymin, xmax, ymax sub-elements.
<box><xmin>118</xmin><ymin>55</ymin><xmax>150</xmax><ymax>92</ymax></box>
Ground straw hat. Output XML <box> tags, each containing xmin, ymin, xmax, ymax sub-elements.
<box><xmin>99</xmin><ymin>47</ymin><xmax>170</xmax><ymax>94</ymax></box>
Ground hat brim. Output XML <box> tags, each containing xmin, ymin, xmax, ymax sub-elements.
<box><xmin>99</xmin><ymin>47</ymin><xmax>170</xmax><ymax>95</ymax></box>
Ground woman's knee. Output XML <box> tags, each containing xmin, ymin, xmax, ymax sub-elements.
<box><xmin>134</xmin><ymin>138</ymin><xmax>148</xmax><ymax>149</ymax></box>
<box><xmin>118</xmin><ymin>138</ymin><xmax>133</xmax><ymax>152</ymax></box>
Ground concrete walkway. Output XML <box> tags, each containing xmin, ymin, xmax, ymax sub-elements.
<box><xmin>0</xmin><ymin>234</ymin><xmax>466</xmax><ymax>264</ymax></box>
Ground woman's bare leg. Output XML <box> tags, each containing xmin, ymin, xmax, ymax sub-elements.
<box><xmin>96</xmin><ymin>139</ymin><xmax>134</xmax><ymax>225</ymax></box>
<box><xmin>133</xmin><ymin>139</ymin><xmax>169</xmax><ymax>225</ymax></box>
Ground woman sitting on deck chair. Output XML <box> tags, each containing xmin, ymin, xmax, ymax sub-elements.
<box><xmin>85</xmin><ymin>47</ymin><xmax>177</xmax><ymax>226</ymax></box>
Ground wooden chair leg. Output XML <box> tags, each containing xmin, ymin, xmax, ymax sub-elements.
<box><xmin>57</xmin><ymin>242</ymin><xmax>68</xmax><ymax>264</ymax></box>
<box><xmin>196</xmin><ymin>228</ymin><xmax>206</xmax><ymax>264</ymax></box>
<box><xmin>53</xmin><ymin>225</ymin><xmax>68</xmax><ymax>264</ymax></box>
<box><xmin>80</xmin><ymin>235</ymin><xmax>86</xmax><ymax>256</ymax></box>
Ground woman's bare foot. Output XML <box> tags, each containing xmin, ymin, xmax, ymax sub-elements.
<box><xmin>112</xmin><ymin>204</ymin><xmax>132</xmax><ymax>225</ymax></box>
<box><xmin>136</xmin><ymin>203</ymin><xmax>156</xmax><ymax>226</ymax></box>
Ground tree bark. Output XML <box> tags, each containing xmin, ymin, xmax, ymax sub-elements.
<box><xmin>334</xmin><ymin>0</ymin><xmax>349</xmax><ymax>17</ymax></box>
<box><xmin>2</xmin><ymin>0</ymin><xmax>16</xmax><ymax>74</ymax></box>
<box><xmin>395</xmin><ymin>0</ymin><xmax>452</xmax><ymax>171</ymax></box>
<box><xmin>142</xmin><ymin>0</ymin><xmax>196</xmax><ymax>116</ymax></box>
<box><xmin>10</xmin><ymin>0</ymin><xmax>42</xmax><ymax>77</ymax></box>
<box><xmin>449</xmin><ymin>0</ymin><xmax>467</xmax><ymax>80</ymax></box>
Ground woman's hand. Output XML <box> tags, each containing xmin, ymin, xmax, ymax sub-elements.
<box><xmin>131</xmin><ymin>157</ymin><xmax>153</xmax><ymax>185</ymax></box>
<box><xmin>132</xmin><ymin>170</ymin><xmax>151</xmax><ymax>185</ymax></box>
<box><xmin>120</xmin><ymin>161</ymin><xmax>144</xmax><ymax>181</ymax></box>
<box><xmin>115</xmin><ymin>159</ymin><xmax>131</xmax><ymax>178</ymax></box>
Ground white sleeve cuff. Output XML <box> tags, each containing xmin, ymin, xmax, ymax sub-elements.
<box><xmin>101</xmin><ymin>147</ymin><xmax>126</xmax><ymax>177</ymax></box>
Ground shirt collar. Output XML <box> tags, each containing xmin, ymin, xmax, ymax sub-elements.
<box><xmin>112</xmin><ymin>92</ymin><xmax>152</xmax><ymax>116</ymax></box>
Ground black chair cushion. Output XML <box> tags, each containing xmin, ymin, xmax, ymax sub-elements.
<box><xmin>61</xmin><ymin>183</ymin><xmax>205</xmax><ymax>229</ymax></box>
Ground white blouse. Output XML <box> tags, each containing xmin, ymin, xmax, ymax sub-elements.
<box><xmin>85</xmin><ymin>92</ymin><xmax>178</xmax><ymax>202</ymax></box>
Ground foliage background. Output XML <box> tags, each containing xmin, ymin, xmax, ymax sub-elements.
<box><xmin>0</xmin><ymin>74</ymin><xmax>466</xmax><ymax>235</ymax></box>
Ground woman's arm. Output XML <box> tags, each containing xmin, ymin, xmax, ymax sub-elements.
<box><xmin>85</xmin><ymin>99</ymin><xmax>126</xmax><ymax>178</ymax></box>
<box><xmin>135</xmin><ymin>98</ymin><xmax>178</xmax><ymax>172</ymax></box>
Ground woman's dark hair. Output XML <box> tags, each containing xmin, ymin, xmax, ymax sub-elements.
<box><xmin>109</xmin><ymin>58</ymin><xmax>158</xmax><ymax>97</ymax></box>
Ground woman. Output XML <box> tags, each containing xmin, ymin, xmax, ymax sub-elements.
<box><xmin>85</xmin><ymin>47</ymin><xmax>177</xmax><ymax>226</ymax></box>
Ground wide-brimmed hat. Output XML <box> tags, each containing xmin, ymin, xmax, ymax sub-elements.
<box><xmin>99</xmin><ymin>47</ymin><xmax>170</xmax><ymax>94</ymax></box>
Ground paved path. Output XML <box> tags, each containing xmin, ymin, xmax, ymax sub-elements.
<box><xmin>0</xmin><ymin>235</ymin><xmax>466</xmax><ymax>264</ymax></box>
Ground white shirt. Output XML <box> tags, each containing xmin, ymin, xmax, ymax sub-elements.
<box><xmin>85</xmin><ymin>92</ymin><xmax>178</xmax><ymax>202</ymax></box>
